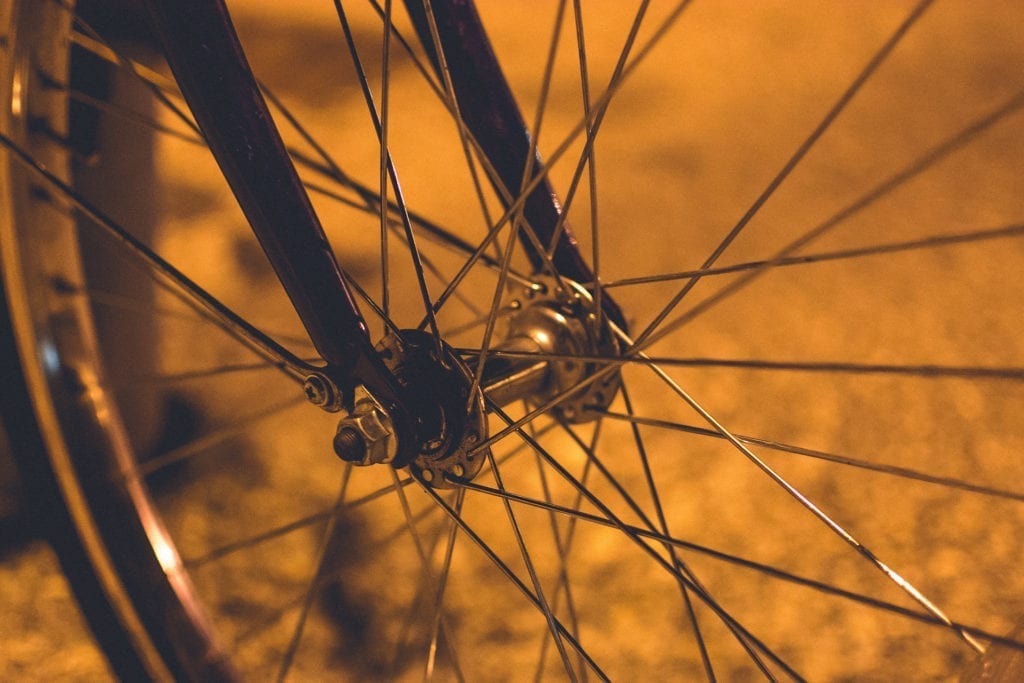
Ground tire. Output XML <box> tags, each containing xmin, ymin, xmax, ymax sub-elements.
<box><xmin>2</xmin><ymin>1</ymin><xmax>1024</xmax><ymax>680</ymax></box>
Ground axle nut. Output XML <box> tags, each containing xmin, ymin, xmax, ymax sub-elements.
<box><xmin>333</xmin><ymin>386</ymin><xmax>398</xmax><ymax>466</ymax></box>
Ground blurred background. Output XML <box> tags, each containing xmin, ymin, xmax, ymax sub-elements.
<box><xmin>2</xmin><ymin>0</ymin><xmax>1024</xmax><ymax>680</ymax></box>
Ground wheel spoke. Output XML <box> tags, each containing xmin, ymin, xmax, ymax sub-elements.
<box><xmin>543</xmin><ymin>0</ymin><xmax>651</xmax><ymax>265</ymax></box>
<box><xmin>631</xmin><ymin>343</ymin><xmax>985</xmax><ymax>653</ymax></box>
<box><xmin>387</xmin><ymin>469</ymin><xmax>467</xmax><ymax>680</ymax></box>
<box><xmin>464</xmin><ymin>217</ymin><xmax>528</xmax><ymax>413</ymax></box>
<box><xmin>625</xmin><ymin>358</ymin><xmax>1024</xmax><ymax>380</ymax></box>
<box><xmin>456</xmin><ymin>477</ymin><xmax>1024</xmax><ymax>654</ymax></box>
<box><xmin>462</xmin><ymin>347</ymin><xmax>1024</xmax><ymax>381</ymax></box>
<box><xmin>509</xmin><ymin>0</ymin><xmax>575</xmax><ymax>292</ymax></box>
<box><xmin>553</xmin><ymin>412</ymin><xmax>775</xmax><ymax>677</ymax></box>
<box><xmin>68</xmin><ymin>11</ymin><xmax>201</xmax><ymax>137</ymax></box>
<box><xmin>115</xmin><ymin>361</ymin><xmax>315</xmax><ymax>387</ymax></box>
<box><xmin>417</xmin><ymin>0</ymin><xmax>504</xmax><ymax>264</ymax></box>
<box><xmin>600</xmin><ymin>223</ymin><xmax>1024</xmax><ymax>289</ymax></box>
<box><xmin>570</xmin><ymin>0</ymin><xmax>605</xmax><ymax>331</ymax></box>
<box><xmin>276</xmin><ymin>467</ymin><xmax>353</xmax><ymax>682</ymax></box>
<box><xmin>180</xmin><ymin>422</ymin><xmax>558</xmax><ymax>575</ymax></box>
<box><xmin>421</xmin><ymin>482</ymin><xmax>612</xmax><ymax>680</ymax></box>
<box><xmin>629</xmin><ymin>0</ymin><xmax>935</xmax><ymax>352</ymax></box>
<box><xmin>457</xmin><ymin>0</ymin><xmax>580</xmax><ymax>412</ymax></box>
<box><xmin>71</xmin><ymin>2</ymin><xmax>501</xmax><ymax>341</ymax></box>
<box><xmin>423</xmin><ymin>0</ymin><xmax>694</xmax><ymax>325</ymax></box>
<box><xmin>529</xmin><ymin>418</ymin><xmax>590</xmax><ymax>680</ymax></box>
<box><xmin>58</xmin><ymin>273</ymin><xmax>314</xmax><ymax>350</ymax></box>
<box><xmin>378</xmin><ymin>0</ymin><xmax>394</xmax><ymax>318</ymax></box>
<box><xmin>260</xmin><ymin>91</ymin><xmax>508</xmax><ymax>312</ymax></box>
<box><xmin>632</xmin><ymin>88</ymin><xmax>1024</xmax><ymax>351</ymax></box>
<box><xmin>423</xmin><ymin>487</ymin><xmax>466</xmax><ymax>682</ymax></box>
<box><xmin>598</xmin><ymin>411</ymin><xmax>1024</xmax><ymax>503</ymax></box>
<box><xmin>14</xmin><ymin>0</ymin><xmax>1023</xmax><ymax>678</ymax></box>
<box><xmin>183</xmin><ymin>474</ymin><xmax>417</xmax><ymax>568</ymax></box>
<box><xmin>485</xmin><ymin>403</ymin><xmax>803</xmax><ymax>679</ymax></box>
<box><xmin>619</xmin><ymin>384</ymin><xmax>717</xmax><ymax>680</ymax></box>
<box><xmin>65</xmin><ymin>83</ymin><xmax>203</xmax><ymax>146</ymax></box>
<box><xmin>226</xmin><ymin>483</ymin><xmax>442</xmax><ymax>657</ymax></box>
<box><xmin>472</xmin><ymin>90</ymin><xmax>1024</xmax><ymax>446</ymax></box>
<box><xmin>68</xmin><ymin>19</ymin><xmax>528</xmax><ymax>287</ymax></box>
<box><xmin>332</xmin><ymin>0</ymin><xmax>443</xmax><ymax>349</ymax></box>
<box><xmin>0</xmin><ymin>131</ymin><xmax>316</xmax><ymax>382</ymax></box>
<box><xmin>486</xmin><ymin>448</ymin><xmax>578</xmax><ymax>678</ymax></box>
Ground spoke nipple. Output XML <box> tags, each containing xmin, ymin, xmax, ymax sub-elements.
<box><xmin>333</xmin><ymin>427</ymin><xmax>367</xmax><ymax>463</ymax></box>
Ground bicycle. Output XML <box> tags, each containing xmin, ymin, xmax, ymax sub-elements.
<box><xmin>2</xmin><ymin>0</ymin><xmax>1023</xmax><ymax>679</ymax></box>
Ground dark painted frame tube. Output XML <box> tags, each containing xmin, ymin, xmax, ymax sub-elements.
<box><xmin>141</xmin><ymin>0</ymin><xmax>414</xmax><ymax>436</ymax></box>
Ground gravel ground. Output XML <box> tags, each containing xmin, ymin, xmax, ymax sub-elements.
<box><xmin>3</xmin><ymin>1</ymin><xmax>1024</xmax><ymax>681</ymax></box>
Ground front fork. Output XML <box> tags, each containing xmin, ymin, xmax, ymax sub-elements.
<box><xmin>142</xmin><ymin>0</ymin><xmax>417</xmax><ymax>450</ymax></box>
<box><xmin>141</xmin><ymin>0</ymin><xmax>622</xmax><ymax>469</ymax></box>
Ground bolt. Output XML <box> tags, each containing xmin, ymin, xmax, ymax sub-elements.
<box><xmin>303</xmin><ymin>374</ymin><xmax>341</xmax><ymax>412</ymax></box>
<box><xmin>333</xmin><ymin>427</ymin><xmax>367</xmax><ymax>463</ymax></box>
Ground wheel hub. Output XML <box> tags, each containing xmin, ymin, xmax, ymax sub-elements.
<box><xmin>334</xmin><ymin>330</ymin><xmax>489</xmax><ymax>488</ymax></box>
<box><xmin>330</xmin><ymin>278</ymin><xmax>623</xmax><ymax>487</ymax></box>
<box><xmin>486</xmin><ymin>276</ymin><xmax>622</xmax><ymax>422</ymax></box>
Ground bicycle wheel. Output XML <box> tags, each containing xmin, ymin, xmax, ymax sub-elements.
<box><xmin>3</xmin><ymin>0</ymin><xmax>1024</xmax><ymax>680</ymax></box>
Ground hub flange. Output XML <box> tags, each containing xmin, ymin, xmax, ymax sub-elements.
<box><xmin>486</xmin><ymin>276</ymin><xmax>622</xmax><ymax>422</ymax></box>
<box><xmin>334</xmin><ymin>330</ymin><xmax>488</xmax><ymax>488</ymax></box>
<box><xmin>330</xmin><ymin>277</ymin><xmax>623</xmax><ymax>487</ymax></box>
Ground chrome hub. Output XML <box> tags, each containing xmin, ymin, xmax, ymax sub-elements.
<box><xmin>485</xmin><ymin>276</ymin><xmax>622</xmax><ymax>422</ymax></box>
<box><xmin>331</xmin><ymin>277</ymin><xmax>623</xmax><ymax>487</ymax></box>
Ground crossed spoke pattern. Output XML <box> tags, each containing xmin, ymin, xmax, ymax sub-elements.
<box><xmin>11</xmin><ymin>0</ymin><xmax>1024</xmax><ymax>679</ymax></box>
